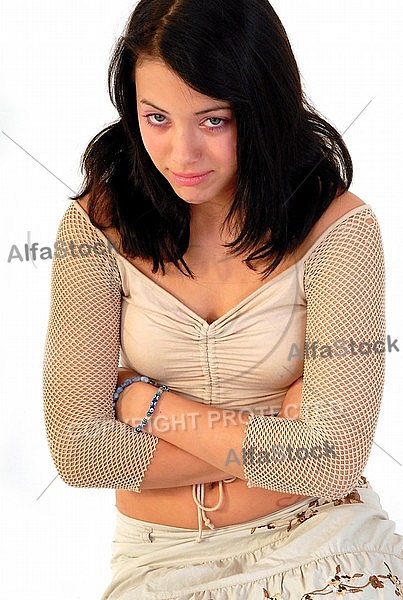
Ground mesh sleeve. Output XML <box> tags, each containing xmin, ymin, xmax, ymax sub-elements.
<box><xmin>242</xmin><ymin>208</ymin><xmax>385</xmax><ymax>499</ymax></box>
<box><xmin>42</xmin><ymin>203</ymin><xmax>159</xmax><ymax>491</ymax></box>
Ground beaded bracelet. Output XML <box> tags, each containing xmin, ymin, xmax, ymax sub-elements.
<box><xmin>113</xmin><ymin>376</ymin><xmax>155</xmax><ymax>412</ymax></box>
<box><xmin>113</xmin><ymin>376</ymin><xmax>169</xmax><ymax>433</ymax></box>
<box><xmin>134</xmin><ymin>385</ymin><xmax>170</xmax><ymax>433</ymax></box>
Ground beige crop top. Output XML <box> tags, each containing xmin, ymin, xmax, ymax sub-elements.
<box><xmin>43</xmin><ymin>201</ymin><xmax>385</xmax><ymax>502</ymax></box>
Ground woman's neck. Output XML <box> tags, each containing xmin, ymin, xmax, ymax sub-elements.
<box><xmin>189</xmin><ymin>202</ymin><xmax>237</xmax><ymax>249</ymax></box>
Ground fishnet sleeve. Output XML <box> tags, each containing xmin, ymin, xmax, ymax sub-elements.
<box><xmin>42</xmin><ymin>203</ymin><xmax>159</xmax><ymax>491</ymax></box>
<box><xmin>242</xmin><ymin>208</ymin><xmax>385</xmax><ymax>498</ymax></box>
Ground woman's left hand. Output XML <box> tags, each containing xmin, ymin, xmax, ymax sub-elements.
<box><xmin>114</xmin><ymin>368</ymin><xmax>153</xmax><ymax>427</ymax></box>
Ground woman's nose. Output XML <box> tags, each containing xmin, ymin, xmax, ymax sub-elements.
<box><xmin>170</xmin><ymin>126</ymin><xmax>201</xmax><ymax>165</ymax></box>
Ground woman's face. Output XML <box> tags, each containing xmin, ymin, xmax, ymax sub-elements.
<box><xmin>135</xmin><ymin>58</ymin><xmax>238</xmax><ymax>209</ymax></box>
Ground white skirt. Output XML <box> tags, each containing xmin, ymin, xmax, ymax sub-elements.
<box><xmin>101</xmin><ymin>480</ymin><xmax>403</xmax><ymax>599</ymax></box>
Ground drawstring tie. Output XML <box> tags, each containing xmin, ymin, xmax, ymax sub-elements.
<box><xmin>192</xmin><ymin>478</ymin><xmax>237</xmax><ymax>542</ymax></box>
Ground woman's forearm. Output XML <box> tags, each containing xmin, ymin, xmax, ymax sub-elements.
<box><xmin>116</xmin><ymin>378</ymin><xmax>304</xmax><ymax>481</ymax></box>
<box><xmin>116</xmin><ymin>367</ymin><xmax>236</xmax><ymax>487</ymax></box>
<box><xmin>139</xmin><ymin>439</ymin><xmax>236</xmax><ymax>489</ymax></box>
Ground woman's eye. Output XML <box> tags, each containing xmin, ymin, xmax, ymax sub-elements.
<box><xmin>206</xmin><ymin>117</ymin><xmax>224</xmax><ymax>128</ymax></box>
<box><xmin>148</xmin><ymin>114</ymin><xmax>167</xmax><ymax>125</ymax></box>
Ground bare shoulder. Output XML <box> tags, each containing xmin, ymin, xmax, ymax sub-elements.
<box><xmin>317</xmin><ymin>190</ymin><xmax>366</xmax><ymax>232</ymax></box>
<box><xmin>300</xmin><ymin>190</ymin><xmax>367</xmax><ymax>254</ymax></box>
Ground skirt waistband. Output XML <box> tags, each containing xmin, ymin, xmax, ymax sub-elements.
<box><xmin>115</xmin><ymin>476</ymin><xmax>371</xmax><ymax>543</ymax></box>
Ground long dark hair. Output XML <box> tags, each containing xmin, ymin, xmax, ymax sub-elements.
<box><xmin>72</xmin><ymin>0</ymin><xmax>353</xmax><ymax>276</ymax></box>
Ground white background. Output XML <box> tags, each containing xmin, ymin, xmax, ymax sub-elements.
<box><xmin>1</xmin><ymin>1</ymin><xmax>402</xmax><ymax>598</ymax></box>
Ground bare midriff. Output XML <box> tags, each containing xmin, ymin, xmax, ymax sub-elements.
<box><xmin>116</xmin><ymin>484</ymin><xmax>308</xmax><ymax>529</ymax></box>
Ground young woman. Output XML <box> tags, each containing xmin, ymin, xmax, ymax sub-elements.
<box><xmin>43</xmin><ymin>0</ymin><xmax>403</xmax><ymax>597</ymax></box>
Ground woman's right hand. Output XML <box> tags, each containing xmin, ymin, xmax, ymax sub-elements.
<box><xmin>277</xmin><ymin>377</ymin><xmax>303</xmax><ymax>420</ymax></box>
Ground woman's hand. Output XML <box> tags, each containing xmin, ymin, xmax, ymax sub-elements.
<box><xmin>278</xmin><ymin>377</ymin><xmax>303</xmax><ymax>420</ymax></box>
<box><xmin>114</xmin><ymin>367</ymin><xmax>236</xmax><ymax>487</ymax></box>
<box><xmin>117</xmin><ymin>367</ymin><xmax>140</xmax><ymax>386</ymax></box>
<box><xmin>114</xmin><ymin>368</ymin><xmax>305</xmax><ymax>481</ymax></box>
<box><xmin>114</xmin><ymin>367</ymin><xmax>147</xmax><ymax>425</ymax></box>
<box><xmin>115</xmin><ymin>370</ymin><xmax>160</xmax><ymax>430</ymax></box>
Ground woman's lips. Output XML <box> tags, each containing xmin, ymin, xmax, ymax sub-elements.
<box><xmin>170</xmin><ymin>171</ymin><xmax>212</xmax><ymax>186</ymax></box>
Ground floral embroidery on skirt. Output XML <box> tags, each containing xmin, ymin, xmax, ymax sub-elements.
<box><xmin>252</xmin><ymin>478</ymin><xmax>366</xmax><ymax>536</ymax></box>
<box><xmin>263</xmin><ymin>562</ymin><xmax>403</xmax><ymax>598</ymax></box>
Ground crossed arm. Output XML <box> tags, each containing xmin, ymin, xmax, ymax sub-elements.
<box><xmin>114</xmin><ymin>206</ymin><xmax>386</xmax><ymax>498</ymax></box>
<box><xmin>44</xmin><ymin>203</ymin><xmax>384</xmax><ymax>497</ymax></box>
<box><xmin>115</xmin><ymin>367</ymin><xmax>303</xmax><ymax>489</ymax></box>
<box><xmin>43</xmin><ymin>204</ymin><xmax>301</xmax><ymax>492</ymax></box>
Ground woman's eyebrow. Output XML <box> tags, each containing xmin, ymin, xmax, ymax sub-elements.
<box><xmin>139</xmin><ymin>99</ymin><xmax>232</xmax><ymax>115</ymax></box>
